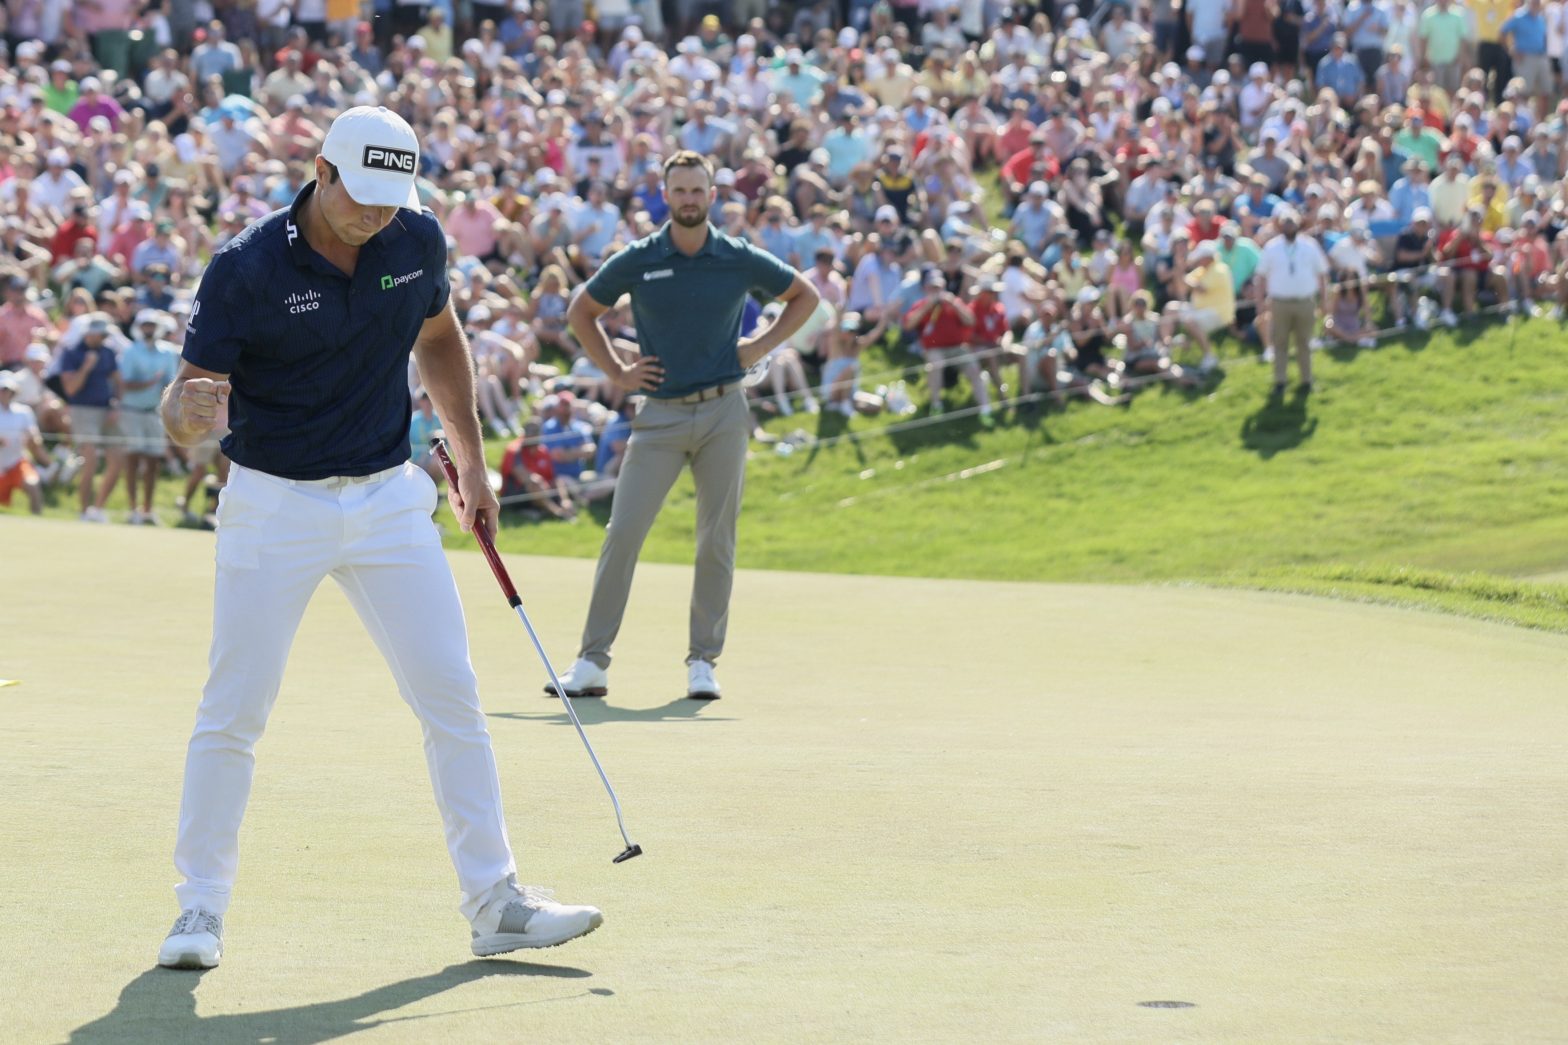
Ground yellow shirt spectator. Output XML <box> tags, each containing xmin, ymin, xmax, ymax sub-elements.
<box><xmin>1186</xmin><ymin>259</ymin><xmax>1236</xmax><ymax>326</ymax></box>
<box><xmin>1468</xmin><ymin>0</ymin><xmax>1511</xmax><ymax>42</ymax></box>
<box><xmin>1428</xmin><ymin>170</ymin><xmax>1471</xmax><ymax>226</ymax></box>
<box><xmin>1469</xmin><ymin>180</ymin><xmax>1509</xmax><ymax>233</ymax></box>
<box><xmin>1052</xmin><ymin>256</ymin><xmax>1090</xmax><ymax>298</ymax></box>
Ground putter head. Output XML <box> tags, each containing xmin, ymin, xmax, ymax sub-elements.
<box><xmin>612</xmin><ymin>844</ymin><xmax>643</xmax><ymax>864</ymax></box>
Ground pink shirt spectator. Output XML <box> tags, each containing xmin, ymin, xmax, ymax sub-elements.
<box><xmin>0</xmin><ymin>300</ymin><xmax>52</xmax><ymax>367</ymax></box>
<box><xmin>446</xmin><ymin>199</ymin><xmax>505</xmax><ymax>258</ymax></box>
<box><xmin>75</xmin><ymin>0</ymin><xmax>137</xmax><ymax>32</ymax></box>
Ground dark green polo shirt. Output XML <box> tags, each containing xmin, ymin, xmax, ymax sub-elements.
<box><xmin>584</xmin><ymin>223</ymin><xmax>797</xmax><ymax>399</ymax></box>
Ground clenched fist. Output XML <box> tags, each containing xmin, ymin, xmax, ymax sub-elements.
<box><xmin>179</xmin><ymin>377</ymin><xmax>230</xmax><ymax>435</ymax></box>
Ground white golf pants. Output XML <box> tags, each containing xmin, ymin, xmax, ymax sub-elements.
<box><xmin>174</xmin><ymin>462</ymin><xmax>517</xmax><ymax>922</ymax></box>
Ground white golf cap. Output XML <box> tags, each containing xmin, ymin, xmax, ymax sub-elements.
<box><xmin>321</xmin><ymin>106</ymin><xmax>422</xmax><ymax>209</ymax></box>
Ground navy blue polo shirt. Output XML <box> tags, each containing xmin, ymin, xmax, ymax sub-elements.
<box><xmin>182</xmin><ymin>182</ymin><xmax>449</xmax><ymax>479</ymax></box>
<box><xmin>583</xmin><ymin>223</ymin><xmax>796</xmax><ymax>399</ymax></box>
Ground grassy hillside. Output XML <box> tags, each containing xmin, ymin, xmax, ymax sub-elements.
<box><xmin>18</xmin><ymin>314</ymin><xmax>1568</xmax><ymax>629</ymax></box>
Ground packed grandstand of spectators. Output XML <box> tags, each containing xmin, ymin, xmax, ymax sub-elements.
<box><xmin>1</xmin><ymin>0</ymin><xmax>1566</xmax><ymax>522</ymax></box>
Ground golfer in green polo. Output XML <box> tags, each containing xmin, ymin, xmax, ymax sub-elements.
<box><xmin>554</xmin><ymin>150</ymin><xmax>821</xmax><ymax>700</ymax></box>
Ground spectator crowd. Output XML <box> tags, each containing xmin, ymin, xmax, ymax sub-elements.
<box><xmin>3</xmin><ymin>0</ymin><xmax>1568</xmax><ymax>522</ymax></box>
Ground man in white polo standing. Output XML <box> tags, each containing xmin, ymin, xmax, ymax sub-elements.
<box><xmin>1253</xmin><ymin>206</ymin><xmax>1331</xmax><ymax>394</ymax></box>
<box><xmin>156</xmin><ymin>106</ymin><xmax>601</xmax><ymax>970</ymax></box>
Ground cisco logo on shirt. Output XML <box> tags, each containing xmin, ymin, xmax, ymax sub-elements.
<box><xmin>286</xmin><ymin>289</ymin><xmax>322</xmax><ymax>314</ymax></box>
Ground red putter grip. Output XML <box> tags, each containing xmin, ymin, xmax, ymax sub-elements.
<box><xmin>431</xmin><ymin>438</ymin><xmax>522</xmax><ymax>607</ymax></box>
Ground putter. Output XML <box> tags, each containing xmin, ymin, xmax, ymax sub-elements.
<box><xmin>431</xmin><ymin>438</ymin><xmax>643</xmax><ymax>865</ymax></box>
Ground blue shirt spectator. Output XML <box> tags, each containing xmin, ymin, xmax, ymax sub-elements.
<box><xmin>823</xmin><ymin>124</ymin><xmax>871</xmax><ymax>183</ymax></box>
<box><xmin>118</xmin><ymin>331</ymin><xmax>179</xmax><ymax>412</ymax></box>
<box><xmin>409</xmin><ymin>399</ymin><xmax>442</xmax><ymax>455</ymax></box>
<box><xmin>632</xmin><ymin>180</ymin><xmax>669</xmax><ymax>224</ymax></box>
<box><xmin>1388</xmin><ymin>173</ymin><xmax>1432</xmax><ymax>224</ymax></box>
<box><xmin>1316</xmin><ymin>47</ymin><xmax>1365</xmax><ymax>101</ymax></box>
<box><xmin>1343</xmin><ymin>0</ymin><xmax>1389</xmax><ymax>50</ymax></box>
<box><xmin>595</xmin><ymin>410</ymin><xmax>632</xmax><ymax>475</ymax></box>
<box><xmin>757</xmin><ymin>218</ymin><xmax>798</xmax><ymax>264</ymax></box>
<box><xmin>540</xmin><ymin>410</ymin><xmax>595</xmax><ymax>480</ymax></box>
<box><xmin>56</xmin><ymin>332</ymin><xmax>119</xmax><ymax>408</ymax></box>
<box><xmin>1501</xmin><ymin>8</ymin><xmax>1548</xmax><ymax>54</ymax></box>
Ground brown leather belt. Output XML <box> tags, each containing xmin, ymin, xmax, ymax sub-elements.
<box><xmin>671</xmin><ymin>381</ymin><xmax>738</xmax><ymax>404</ymax></box>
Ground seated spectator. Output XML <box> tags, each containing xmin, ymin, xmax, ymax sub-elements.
<box><xmin>1387</xmin><ymin>208</ymin><xmax>1439</xmax><ymax>328</ymax></box>
<box><xmin>538</xmin><ymin>390</ymin><xmax>596</xmax><ymax>507</ymax></box>
<box><xmin>1434</xmin><ymin>208</ymin><xmax>1499</xmax><ymax>326</ymax></box>
<box><xmin>500</xmin><ymin>419</ymin><xmax>575</xmax><ymax>520</ymax></box>
<box><xmin>1168</xmin><ymin>240</ymin><xmax>1232</xmax><ymax>372</ymax></box>
<box><xmin>409</xmin><ymin>388</ymin><xmax>445</xmax><ymax>485</ymax></box>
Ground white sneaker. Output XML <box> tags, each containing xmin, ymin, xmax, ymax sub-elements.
<box><xmin>127</xmin><ymin>510</ymin><xmax>147</xmax><ymax>525</ymax></box>
<box><xmin>1198</xmin><ymin>353</ymin><xmax>1218</xmax><ymax>374</ymax></box>
<box><xmin>1357</xmin><ymin>337</ymin><xmax>1376</xmax><ymax>348</ymax></box>
<box><xmin>158</xmin><ymin>909</ymin><xmax>223</xmax><ymax>969</ymax></box>
<box><xmin>1440</xmin><ymin>309</ymin><xmax>1458</xmax><ymax>328</ymax></box>
<box><xmin>802</xmin><ymin>395</ymin><xmax>821</xmax><ymax>414</ymax></box>
<box><xmin>80</xmin><ymin>507</ymin><xmax>107</xmax><ymax>523</ymax></box>
<box><xmin>687</xmin><ymin>659</ymin><xmax>721</xmax><ymax>700</ymax></box>
<box><xmin>838</xmin><ymin>399</ymin><xmax>855</xmax><ymax>417</ymax></box>
<box><xmin>1261</xmin><ymin>347</ymin><xmax>1274</xmax><ymax>364</ymax></box>
<box><xmin>544</xmin><ymin>657</ymin><xmax>607</xmax><ymax>698</ymax></box>
<box><xmin>470</xmin><ymin>886</ymin><xmax>603</xmax><ymax>956</ymax></box>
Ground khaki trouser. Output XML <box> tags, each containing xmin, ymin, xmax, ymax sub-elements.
<box><xmin>1270</xmin><ymin>297</ymin><xmax>1318</xmax><ymax>387</ymax></box>
<box><xmin>579</xmin><ymin>387</ymin><xmax>751</xmax><ymax>668</ymax></box>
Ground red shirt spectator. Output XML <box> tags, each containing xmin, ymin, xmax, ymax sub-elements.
<box><xmin>1437</xmin><ymin>225</ymin><xmax>1490</xmax><ymax>271</ymax></box>
<box><xmin>905</xmin><ymin>282</ymin><xmax>976</xmax><ymax>349</ymax></box>
<box><xmin>994</xmin><ymin>114</ymin><xmax>1038</xmax><ymax>164</ymax></box>
<box><xmin>1188</xmin><ymin>211</ymin><xmax>1224</xmax><ymax>243</ymax></box>
<box><xmin>969</xmin><ymin>288</ymin><xmax>1009</xmax><ymax>345</ymax></box>
<box><xmin>105</xmin><ymin>217</ymin><xmax>152</xmax><ymax>267</ymax></box>
<box><xmin>1000</xmin><ymin>139</ymin><xmax>1061</xmax><ymax>194</ymax></box>
<box><xmin>49</xmin><ymin>211</ymin><xmax>98</xmax><ymax>265</ymax></box>
<box><xmin>502</xmin><ymin>436</ymin><xmax>555</xmax><ymax>485</ymax></box>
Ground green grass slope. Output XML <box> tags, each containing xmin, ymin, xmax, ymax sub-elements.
<box><xmin>464</xmin><ymin>315</ymin><xmax>1568</xmax><ymax>628</ymax></box>
<box><xmin>17</xmin><ymin>315</ymin><xmax>1568</xmax><ymax>630</ymax></box>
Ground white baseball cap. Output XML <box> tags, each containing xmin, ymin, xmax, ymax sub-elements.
<box><xmin>321</xmin><ymin>106</ymin><xmax>423</xmax><ymax>209</ymax></box>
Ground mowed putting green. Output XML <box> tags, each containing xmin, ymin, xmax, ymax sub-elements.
<box><xmin>3</xmin><ymin>517</ymin><xmax>1565</xmax><ymax>1043</ymax></box>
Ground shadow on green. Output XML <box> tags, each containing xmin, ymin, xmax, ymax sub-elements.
<box><xmin>1239</xmin><ymin>386</ymin><xmax>1317</xmax><ymax>459</ymax></box>
<box><xmin>68</xmin><ymin>961</ymin><xmax>600</xmax><ymax>1044</ymax></box>
<box><xmin>491</xmin><ymin>695</ymin><xmax>733</xmax><ymax>725</ymax></box>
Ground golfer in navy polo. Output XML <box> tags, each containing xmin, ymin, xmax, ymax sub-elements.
<box><xmin>554</xmin><ymin>150</ymin><xmax>821</xmax><ymax>702</ymax></box>
<box><xmin>155</xmin><ymin>106</ymin><xmax>601</xmax><ymax>970</ymax></box>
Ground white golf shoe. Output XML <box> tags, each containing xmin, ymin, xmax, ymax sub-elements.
<box><xmin>687</xmin><ymin>659</ymin><xmax>721</xmax><ymax>700</ymax></box>
<box><xmin>470</xmin><ymin>886</ymin><xmax>603</xmax><ymax>956</ymax></box>
<box><xmin>158</xmin><ymin>909</ymin><xmax>223</xmax><ymax>969</ymax></box>
<box><xmin>545</xmin><ymin>657</ymin><xmax>608</xmax><ymax>698</ymax></box>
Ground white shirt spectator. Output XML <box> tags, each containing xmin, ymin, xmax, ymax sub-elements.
<box><xmin>1188</xmin><ymin>0</ymin><xmax>1232</xmax><ymax>43</ymax></box>
<box><xmin>1329</xmin><ymin>233</ymin><xmax>1376</xmax><ymax>277</ymax></box>
<box><xmin>0</xmin><ymin>398</ymin><xmax>38</xmax><ymax>472</ymax></box>
<box><xmin>29</xmin><ymin>166</ymin><xmax>87</xmax><ymax>213</ymax></box>
<box><xmin>1255</xmin><ymin>233</ymin><xmax>1331</xmax><ymax>298</ymax></box>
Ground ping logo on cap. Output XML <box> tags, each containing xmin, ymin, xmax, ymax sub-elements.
<box><xmin>363</xmin><ymin>145</ymin><xmax>416</xmax><ymax>173</ymax></box>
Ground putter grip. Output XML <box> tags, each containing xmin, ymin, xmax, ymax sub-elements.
<box><xmin>431</xmin><ymin>437</ymin><xmax>521</xmax><ymax>607</ymax></box>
